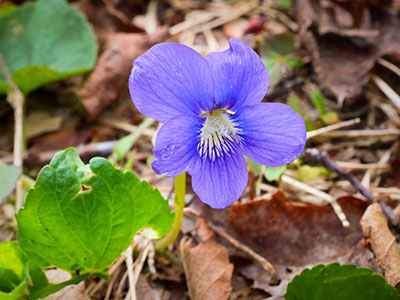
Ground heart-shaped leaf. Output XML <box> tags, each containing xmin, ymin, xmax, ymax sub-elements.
<box><xmin>285</xmin><ymin>263</ymin><xmax>400</xmax><ymax>300</ymax></box>
<box><xmin>0</xmin><ymin>0</ymin><xmax>96</xmax><ymax>95</ymax></box>
<box><xmin>17</xmin><ymin>148</ymin><xmax>174</xmax><ymax>279</ymax></box>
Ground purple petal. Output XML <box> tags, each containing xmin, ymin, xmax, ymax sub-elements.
<box><xmin>235</xmin><ymin>103</ymin><xmax>306</xmax><ymax>167</ymax></box>
<box><xmin>152</xmin><ymin>114</ymin><xmax>202</xmax><ymax>177</ymax></box>
<box><xmin>188</xmin><ymin>145</ymin><xmax>248</xmax><ymax>209</ymax></box>
<box><xmin>205</xmin><ymin>38</ymin><xmax>269</xmax><ymax>111</ymax></box>
<box><xmin>129</xmin><ymin>43</ymin><xmax>214</xmax><ymax>123</ymax></box>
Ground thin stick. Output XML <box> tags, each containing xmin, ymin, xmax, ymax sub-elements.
<box><xmin>372</xmin><ymin>75</ymin><xmax>400</xmax><ymax>111</ymax></box>
<box><xmin>305</xmin><ymin>148</ymin><xmax>398</xmax><ymax>226</ymax></box>
<box><xmin>184</xmin><ymin>208</ymin><xmax>280</xmax><ymax>285</ymax></box>
<box><xmin>281</xmin><ymin>175</ymin><xmax>350</xmax><ymax>227</ymax></box>
<box><xmin>0</xmin><ymin>53</ymin><xmax>24</xmax><ymax>210</ymax></box>
<box><xmin>306</xmin><ymin>118</ymin><xmax>360</xmax><ymax>139</ymax></box>
<box><xmin>320</xmin><ymin>129</ymin><xmax>400</xmax><ymax>137</ymax></box>
<box><xmin>335</xmin><ymin>161</ymin><xmax>390</xmax><ymax>170</ymax></box>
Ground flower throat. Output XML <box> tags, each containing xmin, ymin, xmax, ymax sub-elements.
<box><xmin>198</xmin><ymin>109</ymin><xmax>241</xmax><ymax>161</ymax></box>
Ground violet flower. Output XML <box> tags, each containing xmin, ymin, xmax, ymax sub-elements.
<box><xmin>129</xmin><ymin>38</ymin><xmax>306</xmax><ymax>209</ymax></box>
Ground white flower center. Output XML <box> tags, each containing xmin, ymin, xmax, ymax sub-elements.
<box><xmin>198</xmin><ymin>109</ymin><xmax>241</xmax><ymax>161</ymax></box>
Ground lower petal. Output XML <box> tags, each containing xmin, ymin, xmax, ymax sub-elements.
<box><xmin>152</xmin><ymin>115</ymin><xmax>201</xmax><ymax>177</ymax></box>
<box><xmin>188</xmin><ymin>146</ymin><xmax>248</xmax><ymax>209</ymax></box>
<box><xmin>235</xmin><ymin>103</ymin><xmax>306</xmax><ymax>167</ymax></box>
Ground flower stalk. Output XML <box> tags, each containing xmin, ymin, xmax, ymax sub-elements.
<box><xmin>154</xmin><ymin>172</ymin><xmax>186</xmax><ymax>250</ymax></box>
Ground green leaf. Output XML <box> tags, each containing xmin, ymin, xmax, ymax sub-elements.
<box><xmin>310</xmin><ymin>91</ymin><xmax>326</xmax><ymax>116</ymax></box>
<box><xmin>17</xmin><ymin>148</ymin><xmax>174</xmax><ymax>278</ymax></box>
<box><xmin>0</xmin><ymin>3</ymin><xmax>16</xmax><ymax>17</ymax></box>
<box><xmin>264</xmin><ymin>166</ymin><xmax>286</xmax><ymax>181</ymax></box>
<box><xmin>286</xmin><ymin>95</ymin><xmax>303</xmax><ymax>116</ymax></box>
<box><xmin>0</xmin><ymin>0</ymin><xmax>96</xmax><ymax>95</ymax></box>
<box><xmin>284</xmin><ymin>56</ymin><xmax>304</xmax><ymax>68</ymax></box>
<box><xmin>277</xmin><ymin>0</ymin><xmax>292</xmax><ymax>9</ymax></box>
<box><xmin>262</xmin><ymin>33</ymin><xmax>295</xmax><ymax>56</ymax></box>
<box><xmin>113</xmin><ymin>118</ymin><xmax>154</xmax><ymax>161</ymax></box>
<box><xmin>246</xmin><ymin>157</ymin><xmax>261</xmax><ymax>176</ymax></box>
<box><xmin>0</xmin><ymin>241</ymin><xmax>29</xmax><ymax>300</ymax></box>
<box><xmin>262</xmin><ymin>58</ymin><xmax>281</xmax><ymax>86</ymax></box>
<box><xmin>285</xmin><ymin>263</ymin><xmax>400</xmax><ymax>300</ymax></box>
<box><xmin>321</xmin><ymin>111</ymin><xmax>339</xmax><ymax>125</ymax></box>
<box><xmin>0</xmin><ymin>165</ymin><xmax>21</xmax><ymax>204</ymax></box>
<box><xmin>296</xmin><ymin>165</ymin><xmax>330</xmax><ymax>181</ymax></box>
<box><xmin>114</xmin><ymin>134</ymin><xmax>136</xmax><ymax>161</ymax></box>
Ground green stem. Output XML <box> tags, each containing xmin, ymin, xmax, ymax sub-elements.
<box><xmin>154</xmin><ymin>172</ymin><xmax>186</xmax><ymax>250</ymax></box>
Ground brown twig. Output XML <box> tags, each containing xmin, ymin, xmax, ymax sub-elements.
<box><xmin>184</xmin><ymin>208</ymin><xmax>280</xmax><ymax>285</ymax></box>
<box><xmin>305</xmin><ymin>148</ymin><xmax>398</xmax><ymax>229</ymax></box>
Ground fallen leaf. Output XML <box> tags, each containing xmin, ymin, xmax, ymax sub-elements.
<box><xmin>76</xmin><ymin>30</ymin><xmax>168</xmax><ymax>120</ymax></box>
<box><xmin>25</xmin><ymin>111</ymin><xmax>63</xmax><ymax>140</ymax></box>
<box><xmin>180</xmin><ymin>219</ymin><xmax>233</xmax><ymax>300</ymax></box>
<box><xmin>200</xmin><ymin>191</ymin><xmax>374</xmax><ymax>297</ymax></box>
<box><xmin>294</xmin><ymin>0</ymin><xmax>400</xmax><ymax>101</ymax></box>
<box><xmin>361</xmin><ymin>203</ymin><xmax>400</xmax><ymax>289</ymax></box>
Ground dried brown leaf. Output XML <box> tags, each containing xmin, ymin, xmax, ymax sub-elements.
<box><xmin>294</xmin><ymin>0</ymin><xmax>400</xmax><ymax>100</ymax></box>
<box><xmin>200</xmin><ymin>191</ymin><xmax>375</xmax><ymax>297</ymax></box>
<box><xmin>180</xmin><ymin>219</ymin><xmax>233</xmax><ymax>300</ymax></box>
<box><xmin>361</xmin><ymin>202</ymin><xmax>400</xmax><ymax>289</ymax></box>
<box><xmin>76</xmin><ymin>30</ymin><xmax>168</xmax><ymax>120</ymax></box>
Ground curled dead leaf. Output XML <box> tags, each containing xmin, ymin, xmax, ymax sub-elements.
<box><xmin>76</xmin><ymin>29</ymin><xmax>168</xmax><ymax>120</ymax></box>
<box><xmin>179</xmin><ymin>219</ymin><xmax>233</xmax><ymax>300</ymax></box>
<box><xmin>294</xmin><ymin>0</ymin><xmax>400</xmax><ymax>101</ymax></box>
<box><xmin>361</xmin><ymin>202</ymin><xmax>400</xmax><ymax>289</ymax></box>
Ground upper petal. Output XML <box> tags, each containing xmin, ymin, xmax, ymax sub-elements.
<box><xmin>188</xmin><ymin>145</ymin><xmax>248</xmax><ymax>209</ymax></box>
<box><xmin>152</xmin><ymin>114</ymin><xmax>202</xmax><ymax>177</ymax></box>
<box><xmin>235</xmin><ymin>103</ymin><xmax>306</xmax><ymax>167</ymax></box>
<box><xmin>129</xmin><ymin>43</ymin><xmax>214</xmax><ymax>123</ymax></box>
<box><xmin>205</xmin><ymin>38</ymin><xmax>270</xmax><ymax>111</ymax></box>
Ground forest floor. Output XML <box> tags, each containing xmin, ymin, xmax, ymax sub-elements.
<box><xmin>1</xmin><ymin>0</ymin><xmax>400</xmax><ymax>299</ymax></box>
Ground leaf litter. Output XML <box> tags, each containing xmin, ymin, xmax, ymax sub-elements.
<box><xmin>1</xmin><ymin>0</ymin><xmax>400</xmax><ymax>299</ymax></box>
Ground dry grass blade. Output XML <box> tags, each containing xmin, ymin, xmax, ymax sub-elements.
<box><xmin>321</xmin><ymin>129</ymin><xmax>400</xmax><ymax>137</ymax></box>
<box><xmin>0</xmin><ymin>52</ymin><xmax>24</xmax><ymax>209</ymax></box>
<box><xmin>181</xmin><ymin>0</ymin><xmax>257</xmax><ymax>39</ymax></box>
<box><xmin>378</xmin><ymin>58</ymin><xmax>400</xmax><ymax>78</ymax></box>
<box><xmin>281</xmin><ymin>175</ymin><xmax>350</xmax><ymax>228</ymax></box>
<box><xmin>306</xmin><ymin>118</ymin><xmax>360</xmax><ymax>139</ymax></box>
<box><xmin>372</xmin><ymin>75</ymin><xmax>400</xmax><ymax>111</ymax></box>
